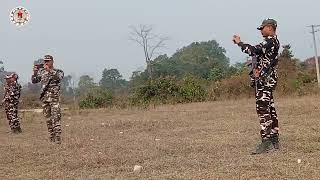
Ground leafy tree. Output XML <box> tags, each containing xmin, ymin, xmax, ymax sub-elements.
<box><xmin>280</xmin><ymin>44</ymin><xmax>294</xmax><ymax>59</ymax></box>
<box><xmin>99</xmin><ymin>68</ymin><xmax>128</xmax><ymax>93</ymax></box>
<box><xmin>77</xmin><ymin>75</ymin><xmax>95</xmax><ymax>94</ymax></box>
<box><xmin>61</xmin><ymin>75</ymin><xmax>73</xmax><ymax>96</ymax></box>
<box><xmin>151</xmin><ymin>40</ymin><xmax>230</xmax><ymax>79</ymax></box>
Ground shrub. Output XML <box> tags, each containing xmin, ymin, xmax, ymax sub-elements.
<box><xmin>78</xmin><ymin>87</ymin><xmax>113</xmax><ymax>109</ymax></box>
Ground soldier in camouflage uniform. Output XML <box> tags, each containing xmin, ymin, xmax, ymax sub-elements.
<box><xmin>2</xmin><ymin>73</ymin><xmax>22</xmax><ymax>133</ymax></box>
<box><xmin>233</xmin><ymin>18</ymin><xmax>280</xmax><ymax>154</ymax></box>
<box><xmin>31</xmin><ymin>55</ymin><xmax>64</xmax><ymax>144</ymax></box>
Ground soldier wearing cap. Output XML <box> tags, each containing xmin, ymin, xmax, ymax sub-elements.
<box><xmin>232</xmin><ymin>18</ymin><xmax>280</xmax><ymax>154</ymax></box>
<box><xmin>2</xmin><ymin>73</ymin><xmax>22</xmax><ymax>133</ymax></box>
<box><xmin>31</xmin><ymin>55</ymin><xmax>64</xmax><ymax>144</ymax></box>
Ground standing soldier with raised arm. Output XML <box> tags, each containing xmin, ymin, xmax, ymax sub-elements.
<box><xmin>32</xmin><ymin>55</ymin><xmax>64</xmax><ymax>144</ymax></box>
<box><xmin>233</xmin><ymin>18</ymin><xmax>280</xmax><ymax>154</ymax></box>
<box><xmin>2</xmin><ymin>73</ymin><xmax>22</xmax><ymax>133</ymax></box>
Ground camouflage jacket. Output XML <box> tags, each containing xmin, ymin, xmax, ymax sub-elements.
<box><xmin>238</xmin><ymin>35</ymin><xmax>280</xmax><ymax>79</ymax></box>
<box><xmin>3</xmin><ymin>81</ymin><xmax>22</xmax><ymax>104</ymax></box>
<box><xmin>31</xmin><ymin>68</ymin><xmax>64</xmax><ymax>102</ymax></box>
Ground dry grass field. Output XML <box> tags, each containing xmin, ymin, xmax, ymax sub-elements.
<box><xmin>1</xmin><ymin>96</ymin><xmax>320</xmax><ymax>180</ymax></box>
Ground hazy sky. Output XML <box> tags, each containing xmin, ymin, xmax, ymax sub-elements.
<box><xmin>1</xmin><ymin>0</ymin><xmax>319</xmax><ymax>84</ymax></box>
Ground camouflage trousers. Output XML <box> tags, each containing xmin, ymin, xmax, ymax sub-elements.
<box><xmin>4</xmin><ymin>103</ymin><xmax>21</xmax><ymax>131</ymax></box>
<box><xmin>255</xmin><ymin>81</ymin><xmax>279</xmax><ymax>140</ymax></box>
<box><xmin>42</xmin><ymin>101</ymin><xmax>62</xmax><ymax>142</ymax></box>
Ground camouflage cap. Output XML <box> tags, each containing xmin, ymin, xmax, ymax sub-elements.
<box><xmin>257</xmin><ymin>18</ymin><xmax>277</xmax><ymax>30</ymax></box>
<box><xmin>4</xmin><ymin>73</ymin><xmax>18</xmax><ymax>79</ymax></box>
<box><xmin>4</xmin><ymin>74</ymin><xmax>12</xmax><ymax>79</ymax></box>
<box><xmin>44</xmin><ymin>54</ymin><xmax>54</xmax><ymax>61</ymax></box>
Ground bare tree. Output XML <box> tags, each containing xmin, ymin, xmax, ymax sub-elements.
<box><xmin>0</xmin><ymin>60</ymin><xmax>7</xmax><ymax>85</ymax></box>
<box><xmin>129</xmin><ymin>24</ymin><xmax>168</xmax><ymax>79</ymax></box>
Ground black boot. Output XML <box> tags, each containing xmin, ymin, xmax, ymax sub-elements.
<box><xmin>15</xmin><ymin>127</ymin><xmax>22</xmax><ymax>133</ymax></box>
<box><xmin>11</xmin><ymin>127</ymin><xmax>21</xmax><ymax>134</ymax></box>
<box><xmin>251</xmin><ymin>139</ymin><xmax>274</xmax><ymax>155</ymax></box>
<box><xmin>11</xmin><ymin>128</ymin><xmax>17</xmax><ymax>134</ymax></box>
<box><xmin>271</xmin><ymin>136</ymin><xmax>280</xmax><ymax>150</ymax></box>
<box><xmin>55</xmin><ymin>136</ymin><xmax>61</xmax><ymax>144</ymax></box>
<box><xmin>49</xmin><ymin>136</ymin><xmax>55</xmax><ymax>143</ymax></box>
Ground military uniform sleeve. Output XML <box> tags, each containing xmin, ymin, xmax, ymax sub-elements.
<box><xmin>3</xmin><ymin>85</ymin><xmax>10</xmax><ymax>101</ymax></box>
<box><xmin>238</xmin><ymin>38</ymin><xmax>274</xmax><ymax>56</ymax></box>
<box><xmin>10</xmin><ymin>84</ymin><xmax>21</xmax><ymax>101</ymax></box>
<box><xmin>31</xmin><ymin>70</ymin><xmax>42</xmax><ymax>83</ymax></box>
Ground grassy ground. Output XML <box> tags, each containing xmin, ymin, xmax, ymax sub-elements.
<box><xmin>1</xmin><ymin>96</ymin><xmax>320</xmax><ymax>180</ymax></box>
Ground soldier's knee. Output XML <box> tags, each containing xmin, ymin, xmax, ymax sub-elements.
<box><xmin>42</xmin><ymin>103</ymin><xmax>51</xmax><ymax>118</ymax></box>
<box><xmin>43</xmin><ymin>109</ymin><xmax>51</xmax><ymax>118</ymax></box>
<box><xmin>256</xmin><ymin>101</ymin><xmax>269</xmax><ymax>113</ymax></box>
<box><xmin>51</xmin><ymin>103</ymin><xmax>61</xmax><ymax>115</ymax></box>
